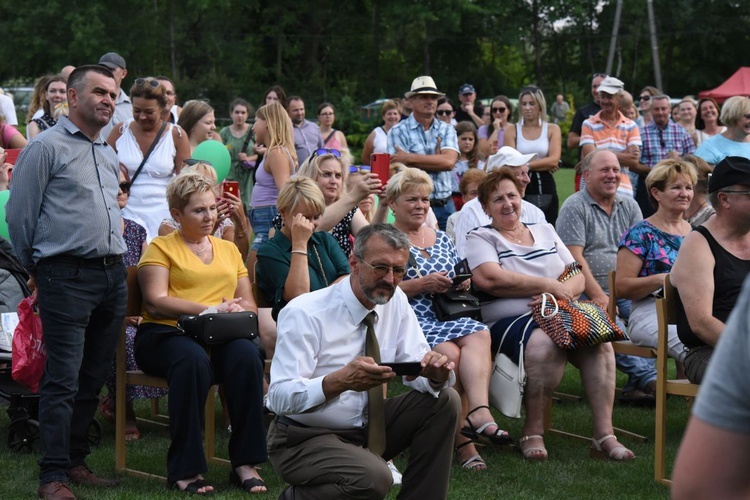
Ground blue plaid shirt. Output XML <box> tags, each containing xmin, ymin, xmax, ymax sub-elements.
<box><xmin>639</xmin><ymin>120</ymin><xmax>696</xmax><ymax>168</ymax></box>
<box><xmin>387</xmin><ymin>115</ymin><xmax>458</xmax><ymax>199</ymax></box>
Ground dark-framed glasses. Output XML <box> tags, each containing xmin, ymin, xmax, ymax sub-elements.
<box><xmin>358</xmin><ymin>258</ymin><xmax>407</xmax><ymax>278</ymax></box>
<box><xmin>119</xmin><ymin>182</ymin><xmax>131</xmax><ymax>193</ymax></box>
<box><xmin>720</xmin><ymin>190</ymin><xmax>750</xmax><ymax>196</ymax></box>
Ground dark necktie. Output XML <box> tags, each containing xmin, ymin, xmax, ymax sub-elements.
<box><xmin>362</xmin><ymin>311</ymin><xmax>386</xmax><ymax>455</ymax></box>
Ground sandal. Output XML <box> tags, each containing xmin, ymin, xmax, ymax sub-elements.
<box><xmin>230</xmin><ymin>469</ymin><xmax>267</xmax><ymax>494</ymax></box>
<box><xmin>168</xmin><ymin>478</ymin><xmax>215</xmax><ymax>495</ymax></box>
<box><xmin>519</xmin><ymin>435</ymin><xmax>548</xmax><ymax>462</ymax></box>
<box><xmin>460</xmin><ymin>406</ymin><xmax>513</xmax><ymax>445</ymax></box>
<box><xmin>455</xmin><ymin>440</ymin><xmax>487</xmax><ymax>471</ymax></box>
<box><xmin>98</xmin><ymin>395</ymin><xmax>115</xmax><ymax>424</ymax></box>
<box><xmin>590</xmin><ymin>434</ymin><xmax>636</xmax><ymax>462</ymax></box>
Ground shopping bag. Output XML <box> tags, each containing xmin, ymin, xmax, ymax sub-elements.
<box><xmin>11</xmin><ymin>296</ymin><xmax>45</xmax><ymax>392</ymax></box>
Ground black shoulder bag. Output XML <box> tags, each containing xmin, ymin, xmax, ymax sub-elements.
<box><xmin>129</xmin><ymin>121</ymin><xmax>169</xmax><ymax>186</ymax></box>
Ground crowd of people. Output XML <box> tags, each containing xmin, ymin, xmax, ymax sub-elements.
<box><xmin>3</xmin><ymin>52</ymin><xmax>750</xmax><ymax>499</ymax></box>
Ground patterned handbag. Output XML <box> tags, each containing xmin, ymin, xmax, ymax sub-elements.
<box><xmin>531</xmin><ymin>263</ymin><xmax>628</xmax><ymax>350</ymax></box>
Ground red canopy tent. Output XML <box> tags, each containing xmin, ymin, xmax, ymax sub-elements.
<box><xmin>699</xmin><ymin>67</ymin><xmax>750</xmax><ymax>103</ymax></box>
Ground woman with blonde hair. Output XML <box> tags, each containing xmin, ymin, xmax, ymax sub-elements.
<box><xmin>25</xmin><ymin>75</ymin><xmax>52</xmax><ymax>135</ymax></box>
<box><xmin>504</xmin><ymin>86</ymin><xmax>562</xmax><ymax>224</ymax></box>
<box><xmin>178</xmin><ymin>100</ymin><xmax>218</xmax><ymax>153</ymax></box>
<box><xmin>108</xmin><ymin>77</ymin><xmax>190</xmax><ymax>241</ymax></box>
<box><xmin>27</xmin><ymin>75</ymin><xmax>67</xmax><ymax>139</ymax></box>
<box><xmin>248</xmin><ymin>102</ymin><xmax>297</xmax><ymax>266</ymax></box>
<box><xmin>695</xmin><ymin>96</ymin><xmax>750</xmax><ymax>165</ymax></box>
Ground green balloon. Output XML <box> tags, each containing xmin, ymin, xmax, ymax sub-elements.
<box><xmin>0</xmin><ymin>189</ymin><xmax>10</xmax><ymax>242</ymax></box>
<box><xmin>192</xmin><ymin>140</ymin><xmax>231</xmax><ymax>182</ymax></box>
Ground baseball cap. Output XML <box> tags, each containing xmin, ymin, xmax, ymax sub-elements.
<box><xmin>486</xmin><ymin>147</ymin><xmax>537</xmax><ymax>171</ymax></box>
<box><xmin>98</xmin><ymin>52</ymin><xmax>126</xmax><ymax>70</ymax></box>
<box><xmin>598</xmin><ymin>77</ymin><xmax>625</xmax><ymax>95</ymax></box>
<box><xmin>708</xmin><ymin>156</ymin><xmax>750</xmax><ymax>193</ymax></box>
<box><xmin>459</xmin><ymin>84</ymin><xmax>476</xmax><ymax>95</ymax></box>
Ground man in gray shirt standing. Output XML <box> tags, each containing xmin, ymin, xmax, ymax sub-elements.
<box><xmin>287</xmin><ymin>96</ymin><xmax>324</xmax><ymax>165</ymax></box>
<box><xmin>7</xmin><ymin>65</ymin><xmax>127</xmax><ymax>500</ymax></box>
<box><xmin>556</xmin><ymin>149</ymin><xmax>658</xmax><ymax>405</ymax></box>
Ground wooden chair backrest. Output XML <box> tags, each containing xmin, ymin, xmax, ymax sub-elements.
<box><xmin>663</xmin><ymin>274</ymin><xmax>678</xmax><ymax>325</ymax></box>
<box><xmin>607</xmin><ymin>269</ymin><xmax>617</xmax><ymax>322</ymax></box>
<box><xmin>125</xmin><ymin>266</ymin><xmax>142</xmax><ymax>317</ymax></box>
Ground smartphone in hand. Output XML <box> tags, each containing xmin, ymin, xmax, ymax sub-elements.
<box><xmin>370</xmin><ymin>153</ymin><xmax>390</xmax><ymax>183</ymax></box>
<box><xmin>221</xmin><ymin>180</ymin><xmax>240</xmax><ymax>199</ymax></box>
<box><xmin>452</xmin><ymin>258</ymin><xmax>472</xmax><ymax>285</ymax></box>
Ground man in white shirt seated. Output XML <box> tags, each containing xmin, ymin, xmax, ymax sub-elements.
<box><xmin>267</xmin><ymin>224</ymin><xmax>460</xmax><ymax>500</ymax></box>
<box><xmin>454</xmin><ymin>146</ymin><xmax>547</xmax><ymax>258</ymax></box>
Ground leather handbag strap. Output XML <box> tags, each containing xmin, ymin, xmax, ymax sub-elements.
<box><xmin>130</xmin><ymin>121</ymin><xmax>169</xmax><ymax>186</ymax></box>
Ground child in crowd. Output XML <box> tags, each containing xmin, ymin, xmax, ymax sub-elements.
<box><xmin>446</xmin><ymin>168</ymin><xmax>486</xmax><ymax>242</ymax></box>
<box><xmin>452</xmin><ymin>121</ymin><xmax>484</xmax><ymax>210</ymax></box>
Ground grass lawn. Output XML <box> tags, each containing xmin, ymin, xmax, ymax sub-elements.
<box><xmin>0</xmin><ymin>360</ymin><xmax>687</xmax><ymax>499</ymax></box>
<box><xmin>0</xmin><ymin>166</ymin><xmax>684</xmax><ymax>498</ymax></box>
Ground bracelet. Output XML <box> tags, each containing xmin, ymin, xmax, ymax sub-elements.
<box><xmin>291</xmin><ymin>250</ymin><xmax>308</xmax><ymax>256</ymax></box>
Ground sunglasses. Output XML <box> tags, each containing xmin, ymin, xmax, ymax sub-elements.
<box><xmin>639</xmin><ymin>95</ymin><xmax>652</xmax><ymax>101</ymax></box>
<box><xmin>119</xmin><ymin>182</ymin><xmax>131</xmax><ymax>193</ymax></box>
<box><xmin>521</xmin><ymin>85</ymin><xmax>541</xmax><ymax>94</ymax></box>
<box><xmin>492</xmin><ymin>107</ymin><xmax>508</xmax><ymax>113</ymax></box>
<box><xmin>310</xmin><ymin>148</ymin><xmax>341</xmax><ymax>162</ymax></box>
<box><xmin>436</xmin><ymin>109</ymin><xmax>453</xmax><ymax>116</ymax></box>
<box><xmin>184</xmin><ymin>158</ymin><xmax>213</xmax><ymax>167</ymax></box>
<box><xmin>349</xmin><ymin>165</ymin><xmax>372</xmax><ymax>174</ymax></box>
<box><xmin>134</xmin><ymin>78</ymin><xmax>160</xmax><ymax>88</ymax></box>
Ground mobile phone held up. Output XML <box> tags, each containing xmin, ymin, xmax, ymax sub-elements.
<box><xmin>221</xmin><ymin>180</ymin><xmax>240</xmax><ymax>199</ymax></box>
<box><xmin>370</xmin><ymin>153</ymin><xmax>390</xmax><ymax>183</ymax></box>
<box><xmin>452</xmin><ymin>258</ymin><xmax>472</xmax><ymax>286</ymax></box>
<box><xmin>379</xmin><ymin>362</ymin><xmax>423</xmax><ymax>376</ymax></box>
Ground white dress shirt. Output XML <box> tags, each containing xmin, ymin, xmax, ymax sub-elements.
<box><xmin>268</xmin><ymin>276</ymin><xmax>454</xmax><ymax>429</ymax></box>
<box><xmin>453</xmin><ymin>198</ymin><xmax>547</xmax><ymax>258</ymax></box>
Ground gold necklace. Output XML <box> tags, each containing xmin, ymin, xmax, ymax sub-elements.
<box><xmin>498</xmin><ymin>224</ymin><xmax>525</xmax><ymax>243</ymax></box>
<box><xmin>181</xmin><ymin>233</ymin><xmax>211</xmax><ymax>256</ymax></box>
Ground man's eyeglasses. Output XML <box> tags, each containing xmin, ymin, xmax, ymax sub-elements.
<box><xmin>492</xmin><ymin>107</ymin><xmax>507</xmax><ymax>113</ymax></box>
<box><xmin>135</xmin><ymin>78</ymin><xmax>160</xmax><ymax>89</ymax></box>
<box><xmin>639</xmin><ymin>95</ymin><xmax>652</xmax><ymax>101</ymax></box>
<box><xmin>165</xmin><ymin>90</ymin><xmax>176</xmax><ymax>96</ymax></box>
<box><xmin>349</xmin><ymin>165</ymin><xmax>371</xmax><ymax>174</ymax></box>
<box><xmin>119</xmin><ymin>182</ymin><xmax>131</xmax><ymax>193</ymax></box>
<box><xmin>436</xmin><ymin>109</ymin><xmax>453</xmax><ymax>116</ymax></box>
<box><xmin>720</xmin><ymin>190</ymin><xmax>750</xmax><ymax>196</ymax></box>
<box><xmin>184</xmin><ymin>158</ymin><xmax>213</xmax><ymax>167</ymax></box>
<box><xmin>310</xmin><ymin>148</ymin><xmax>341</xmax><ymax>162</ymax></box>
<box><xmin>358</xmin><ymin>258</ymin><xmax>407</xmax><ymax>278</ymax></box>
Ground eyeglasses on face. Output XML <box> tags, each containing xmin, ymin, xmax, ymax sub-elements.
<box><xmin>436</xmin><ymin>109</ymin><xmax>453</xmax><ymax>116</ymax></box>
<box><xmin>358</xmin><ymin>258</ymin><xmax>407</xmax><ymax>278</ymax></box>
<box><xmin>119</xmin><ymin>182</ymin><xmax>131</xmax><ymax>193</ymax></box>
<box><xmin>720</xmin><ymin>190</ymin><xmax>750</xmax><ymax>196</ymax></box>
<box><xmin>639</xmin><ymin>95</ymin><xmax>652</xmax><ymax>101</ymax></box>
<box><xmin>134</xmin><ymin>78</ymin><xmax>160</xmax><ymax>89</ymax></box>
<box><xmin>310</xmin><ymin>148</ymin><xmax>341</xmax><ymax>162</ymax></box>
<box><xmin>184</xmin><ymin>158</ymin><xmax>213</xmax><ymax>167</ymax></box>
<box><xmin>349</xmin><ymin>165</ymin><xmax>372</xmax><ymax>174</ymax></box>
<box><xmin>165</xmin><ymin>90</ymin><xmax>176</xmax><ymax>96</ymax></box>
<box><xmin>319</xmin><ymin>111</ymin><xmax>334</xmax><ymax>117</ymax></box>
<box><xmin>492</xmin><ymin>107</ymin><xmax>507</xmax><ymax>113</ymax></box>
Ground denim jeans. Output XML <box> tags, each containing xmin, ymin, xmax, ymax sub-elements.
<box><xmin>431</xmin><ymin>198</ymin><xmax>455</xmax><ymax>232</ymax></box>
<box><xmin>583</xmin><ymin>295</ymin><xmax>657</xmax><ymax>392</ymax></box>
<box><xmin>35</xmin><ymin>256</ymin><xmax>126</xmax><ymax>485</ymax></box>
<box><xmin>250</xmin><ymin>205</ymin><xmax>277</xmax><ymax>251</ymax></box>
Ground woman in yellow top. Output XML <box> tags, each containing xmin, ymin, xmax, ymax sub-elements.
<box><xmin>135</xmin><ymin>172</ymin><xmax>267</xmax><ymax>494</ymax></box>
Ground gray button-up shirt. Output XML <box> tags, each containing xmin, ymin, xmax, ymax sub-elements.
<box><xmin>293</xmin><ymin>120</ymin><xmax>324</xmax><ymax>165</ymax></box>
<box><xmin>6</xmin><ymin>116</ymin><xmax>126</xmax><ymax>271</ymax></box>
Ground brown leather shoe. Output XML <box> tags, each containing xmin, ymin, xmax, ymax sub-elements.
<box><xmin>68</xmin><ymin>465</ymin><xmax>120</xmax><ymax>487</ymax></box>
<box><xmin>38</xmin><ymin>481</ymin><xmax>77</xmax><ymax>500</ymax></box>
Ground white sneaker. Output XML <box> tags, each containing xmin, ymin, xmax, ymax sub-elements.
<box><xmin>387</xmin><ymin>460</ymin><xmax>402</xmax><ymax>486</ymax></box>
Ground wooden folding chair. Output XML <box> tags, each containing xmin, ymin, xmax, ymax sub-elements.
<box><xmin>608</xmin><ymin>270</ymin><xmax>658</xmax><ymax>360</ymax></box>
<box><xmin>654</xmin><ymin>274</ymin><xmax>699</xmax><ymax>486</ymax></box>
<box><xmin>115</xmin><ymin>267</ymin><xmax>228</xmax><ymax>481</ymax></box>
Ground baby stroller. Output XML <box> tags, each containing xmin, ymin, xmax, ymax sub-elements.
<box><xmin>0</xmin><ymin>239</ymin><xmax>102</xmax><ymax>453</ymax></box>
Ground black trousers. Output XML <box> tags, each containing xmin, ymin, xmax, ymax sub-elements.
<box><xmin>135</xmin><ymin>323</ymin><xmax>267</xmax><ymax>482</ymax></box>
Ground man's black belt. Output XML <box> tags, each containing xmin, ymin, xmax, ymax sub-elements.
<box><xmin>41</xmin><ymin>254</ymin><xmax>123</xmax><ymax>267</ymax></box>
<box><xmin>430</xmin><ymin>196</ymin><xmax>451</xmax><ymax>207</ymax></box>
